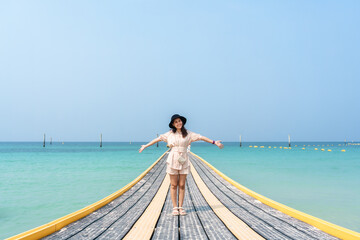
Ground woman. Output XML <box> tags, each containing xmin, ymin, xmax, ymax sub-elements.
<box><xmin>139</xmin><ymin>114</ymin><xmax>224</xmax><ymax>216</ymax></box>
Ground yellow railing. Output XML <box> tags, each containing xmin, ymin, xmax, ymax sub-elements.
<box><xmin>190</xmin><ymin>152</ymin><xmax>360</xmax><ymax>240</ymax></box>
<box><xmin>7</xmin><ymin>150</ymin><xmax>169</xmax><ymax>240</ymax></box>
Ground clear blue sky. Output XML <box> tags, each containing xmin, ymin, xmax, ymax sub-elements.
<box><xmin>0</xmin><ymin>1</ymin><xmax>359</xmax><ymax>142</ymax></box>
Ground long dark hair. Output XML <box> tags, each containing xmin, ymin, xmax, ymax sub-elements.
<box><xmin>171</xmin><ymin>126</ymin><xmax>188</xmax><ymax>138</ymax></box>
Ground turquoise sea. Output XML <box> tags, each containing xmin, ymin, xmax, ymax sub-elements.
<box><xmin>0</xmin><ymin>142</ymin><xmax>359</xmax><ymax>239</ymax></box>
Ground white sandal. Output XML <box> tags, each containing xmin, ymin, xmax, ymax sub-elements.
<box><xmin>178</xmin><ymin>207</ymin><xmax>187</xmax><ymax>216</ymax></box>
<box><xmin>172</xmin><ymin>207</ymin><xmax>179</xmax><ymax>216</ymax></box>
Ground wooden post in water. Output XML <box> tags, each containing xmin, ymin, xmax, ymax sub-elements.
<box><xmin>50</xmin><ymin>137</ymin><xmax>52</xmax><ymax>145</ymax></box>
<box><xmin>100</xmin><ymin>133</ymin><xmax>102</xmax><ymax>148</ymax></box>
<box><xmin>288</xmin><ymin>134</ymin><xmax>291</xmax><ymax>147</ymax></box>
<box><xmin>157</xmin><ymin>134</ymin><xmax>159</xmax><ymax>147</ymax></box>
<box><xmin>43</xmin><ymin>134</ymin><xmax>46</xmax><ymax>147</ymax></box>
<box><xmin>239</xmin><ymin>135</ymin><xmax>242</xmax><ymax>147</ymax></box>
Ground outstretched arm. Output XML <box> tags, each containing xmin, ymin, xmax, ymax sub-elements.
<box><xmin>139</xmin><ymin>137</ymin><xmax>162</xmax><ymax>153</ymax></box>
<box><xmin>199</xmin><ymin>136</ymin><xmax>224</xmax><ymax>149</ymax></box>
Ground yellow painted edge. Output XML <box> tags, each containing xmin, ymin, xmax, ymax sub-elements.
<box><xmin>190</xmin><ymin>152</ymin><xmax>360</xmax><ymax>240</ymax></box>
<box><xmin>7</xmin><ymin>150</ymin><xmax>169</xmax><ymax>240</ymax></box>
<box><xmin>190</xmin><ymin>161</ymin><xmax>264</xmax><ymax>240</ymax></box>
<box><xmin>123</xmin><ymin>174</ymin><xmax>170</xmax><ymax>239</ymax></box>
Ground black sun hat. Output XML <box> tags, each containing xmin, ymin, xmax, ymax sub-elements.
<box><xmin>169</xmin><ymin>114</ymin><xmax>187</xmax><ymax>128</ymax></box>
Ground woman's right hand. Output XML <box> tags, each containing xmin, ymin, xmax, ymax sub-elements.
<box><xmin>139</xmin><ymin>145</ymin><xmax>146</xmax><ymax>153</ymax></box>
<box><xmin>215</xmin><ymin>140</ymin><xmax>224</xmax><ymax>149</ymax></box>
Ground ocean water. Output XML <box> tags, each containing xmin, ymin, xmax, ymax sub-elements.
<box><xmin>0</xmin><ymin>142</ymin><xmax>359</xmax><ymax>239</ymax></box>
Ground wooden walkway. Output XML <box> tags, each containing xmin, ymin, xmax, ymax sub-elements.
<box><xmin>9</xmin><ymin>151</ymin><xmax>360</xmax><ymax>240</ymax></box>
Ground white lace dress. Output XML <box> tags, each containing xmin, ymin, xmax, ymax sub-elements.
<box><xmin>159</xmin><ymin>130</ymin><xmax>202</xmax><ymax>171</ymax></box>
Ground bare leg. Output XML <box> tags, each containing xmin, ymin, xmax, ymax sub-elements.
<box><xmin>169</xmin><ymin>174</ymin><xmax>179</xmax><ymax>208</ymax></box>
<box><xmin>178</xmin><ymin>174</ymin><xmax>187</xmax><ymax>207</ymax></box>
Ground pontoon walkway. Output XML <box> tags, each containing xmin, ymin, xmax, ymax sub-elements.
<box><xmin>8</xmin><ymin>151</ymin><xmax>360</xmax><ymax>240</ymax></box>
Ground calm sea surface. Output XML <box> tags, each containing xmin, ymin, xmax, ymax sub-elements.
<box><xmin>0</xmin><ymin>142</ymin><xmax>359</xmax><ymax>238</ymax></box>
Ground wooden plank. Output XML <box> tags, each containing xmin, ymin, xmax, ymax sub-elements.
<box><xmin>43</xmin><ymin>154</ymin><xmax>168</xmax><ymax>240</ymax></box>
<box><xmin>190</xmin><ymin>154</ymin><xmax>339</xmax><ymax>240</ymax></box>
<box><xmin>123</xmin><ymin>174</ymin><xmax>170</xmax><ymax>239</ymax></box>
<box><xmin>186</xmin><ymin>171</ymin><xmax>237</xmax><ymax>240</ymax></box>
<box><xmin>189</xmin><ymin>161</ymin><xmax>264</xmax><ymax>240</ymax></box>
<box><xmin>190</xmin><ymin>157</ymin><xmax>297</xmax><ymax>239</ymax></box>
<box><xmin>191</xmin><ymin>154</ymin><xmax>340</xmax><ymax>240</ymax></box>
<box><xmin>78</xmin><ymin>164</ymin><xmax>167</xmax><ymax>239</ymax></box>
<box><xmin>179</xmin><ymin>177</ymin><xmax>209</xmax><ymax>240</ymax></box>
<box><xmin>151</xmin><ymin>188</ymin><xmax>179</xmax><ymax>240</ymax></box>
<box><xmin>50</xmin><ymin>160</ymin><xmax>167</xmax><ymax>239</ymax></box>
<box><xmin>92</xmin><ymin>163</ymin><xmax>167</xmax><ymax>239</ymax></box>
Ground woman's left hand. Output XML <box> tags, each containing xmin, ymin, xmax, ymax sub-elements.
<box><xmin>215</xmin><ymin>140</ymin><xmax>224</xmax><ymax>149</ymax></box>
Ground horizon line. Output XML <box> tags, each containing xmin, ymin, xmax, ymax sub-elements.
<box><xmin>0</xmin><ymin>141</ymin><xmax>357</xmax><ymax>143</ymax></box>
